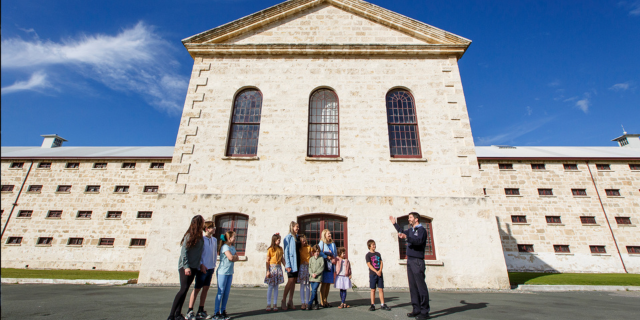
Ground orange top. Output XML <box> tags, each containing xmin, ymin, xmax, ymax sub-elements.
<box><xmin>267</xmin><ymin>246</ymin><xmax>283</xmax><ymax>265</ymax></box>
<box><xmin>299</xmin><ymin>244</ymin><xmax>311</xmax><ymax>264</ymax></box>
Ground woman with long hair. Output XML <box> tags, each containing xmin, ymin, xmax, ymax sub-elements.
<box><xmin>282</xmin><ymin>221</ymin><xmax>300</xmax><ymax>310</ymax></box>
<box><xmin>168</xmin><ymin>215</ymin><xmax>206</xmax><ymax>320</ymax></box>
<box><xmin>318</xmin><ymin>229</ymin><xmax>337</xmax><ymax>308</ymax></box>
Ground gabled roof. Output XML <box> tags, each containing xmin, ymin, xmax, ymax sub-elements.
<box><xmin>1</xmin><ymin>147</ymin><xmax>174</xmax><ymax>159</ymax></box>
<box><xmin>182</xmin><ymin>0</ymin><xmax>471</xmax><ymax>58</ymax></box>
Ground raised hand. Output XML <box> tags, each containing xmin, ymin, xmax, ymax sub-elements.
<box><xmin>389</xmin><ymin>216</ymin><xmax>396</xmax><ymax>224</ymax></box>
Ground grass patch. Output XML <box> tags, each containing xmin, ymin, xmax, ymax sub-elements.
<box><xmin>1</xmin><ymin>268</ymin><xmax>138</xmax><ymax>280</ymax></box>
<box><xmin>509</xmin><ymin>272</ymin><xmax>640</xmax><ymax>286</ymax></box>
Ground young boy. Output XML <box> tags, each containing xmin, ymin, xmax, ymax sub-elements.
<box><xmin>307</xmin><ymin>244</ymin><xmax>325</xmax><ymax>311</ymax></box>
<box><xmin>366</xmin><ymin>239</ymin><xmax>391</xmax><ymax>311</ymax></box>
<box><xmin>187</xmin><ymin>221</ymin><xmax>217</xmax><ymax>320</ymax></box>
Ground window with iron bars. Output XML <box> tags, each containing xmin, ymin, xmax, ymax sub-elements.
<box><xmin>546</xmin><ymin>216</ymin><xmax>562</xmax><ymax>224</ymax></box>
<box><xmin>66</xmin><ymin>162</ymin><xmax>79</xmax><ymax>169</ymax></box>
<box><xmin>77</xmin><ymin>211</ymin><xmax>92</xmax><ymax>218</ymax></box>
<box><xmin>572</xmin><ymin>189</ymin><xmax>587</xmax><ymax>196</ymax></box>
<box><xmin>499</xmin><ymin>163</ymin><xmax>513</xmax><ymax>170</ymax></box>
<box><xmin>18</xmin><ymin>210</ymin><xmax>32</xmax><ymax>218</ymax></box>
<box><xmin>563</xmin><ymin>164</ymin><xmax>578</xmax><ymax>170</ymax></box>
<box><xmin>630</xmin><ymin>164</ymin><xmax>640</xmax><ymax>170</ymax></box>
<box><xmin>505</xmin><ymin>188</ymin><xmax>520</xmax><ymax>195</ymax></box>
<box><xmin>511</xmin><ymin>215</ymin><xmax>527</xmax><ymax>223</ymax></box>
<box><xmin>122</xmin><ymin>162</ymin><xmax>136</xmax><ymax>169</ymax></box>
<box><xmin>10</xmin><ymin>162</ymin><xmax>24</xmax><ymax>168</ymax></box>
<box><xmin>386</xmin><ymin>89</ymin><xmax>421</xmax><ymax>158</ymax></box>
<box><xmin>85</xmin><ymin>185</ymin><xmax>100</xmax><ymax>192</ymax></box>
<box><xmin>627</xmin><ymin>246</ymin><xmax>640</xmax><ymax>254</ymax></box>
<box><xmin>308</xmin><ymin>89</ymin><xmax>340</xmax><ymax>157</ymax></box>
<box><xmin>56</xmin><ymin>185</ymin><xmax>71</xmax><ymax>192</ymax></box>
<box><xmin>518</xmin><ymin>244</ymin><xmax>534</xmax><ymax>253</ymax></box>
<box><xmin>130</xmin><ymin>239</ymin><xmax>147</xmax><ymax>246</ymax></box>
<box><xmin>47</xmin><ymin>210</ymin><xmax>63</xmax><ymax>218</ymax></box>
<box><xmin>580</xmin><ymin>216</ymin><xmax>596</xmax><ymax>224</ymax></box>
<box><xmin>99</xmin><ymin>238</ymin><xmax>115</xmax><ymax>246</ymax></box>
<box><xmin>7</xmin><ymin>237</ymin><xmax>23</xmax><ymax>244</ymax></box>
<box><xmin>605</xmin><ymin>189</ymin><xmax>621</xmax><ymax>197</ymax></box>
<box><xmin>68</xmin><ymin>238</ymin><xmax>83</xmax><ymax>245</ymax></box>
<box><xmin>38</xmin><ymin>162</ymin><xmax>51</xmax><ymax>168</ymax></box>
<box><xmin>554</xmin><ymin>245</ymin><xmax>570</xmax><ymax>253</ymax></box>
<box><xmin>1</xmin><ymin>185</ymin><xmax>14</xmax><ymax>192</ymax></box>
<box><xmin>106</xmin><ymin>211</ymin><xmax>122</xmax><ymax>219</ymax></box>
<box><xmin>538</xmin><ymin>188</ymin><xmax>553</xmax><ymax>196</ymax></box>
<box><xmin>596</xmin><ymin>164</ymin><xmax>611</xmax><ymax>170</ymax></box>
<box><xmin>114</xmin><ymin>186</ymin><xmax>129</xmax><ymax>193</ymax></box>
<box><xmin>137</xmin><ymin>211</ymin><xmax>152</xmax><ymax>219</ymax></box>
<box><xmin>143</xmin><ymin>186</ymin><xmax>158</xmax><ymax>193</ymax></box>
<box><xmin>93</xmin><ymin>163</ymin><xmax>107</xmax><ymax>169</ymax></box>
<box><xmin>590</xmin><ymin>245</ymin><xmax>606</xmax><ymax>253</ymax></box>
<box><xmin>37</xmin><ymin>237</ymin><xmax>53</xmax><ymax>245</ymax></box>
<box><xmin>28</xmin><ymin>185</ymin><xmax>42</xmax><ymax>192</ymax></box>
<box><xmin>226</xmin><ymin>89</ymin><xmax>263</xmax><ymax>157</ymax></box>
<box><xmin>615</xmin><ymin>217</ymin><xmax>632</xmax><ymax>225</ymax></box>
<box><xmin>150</xmin><ymin>162</ymin><xmax>165</xmax><ymax>169</ymax></box>
<box><xmin>531</xmin><ymin>163</ymin><xmax>546</xmax><ymax>170</ymax></box>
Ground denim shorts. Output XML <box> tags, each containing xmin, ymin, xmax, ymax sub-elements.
<box><xmin>195</xmin><ymin>268</ymin><xmax>214</xmax><ymax>289</ymax></box>
<box><xmin>369</xmin><ymin>274</ymin><xmax>384</xmax><ymax>289</ymax></box>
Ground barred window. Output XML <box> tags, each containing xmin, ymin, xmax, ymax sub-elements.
<box><xmin>628</xmin><ymin>246</ymin><xmax>640</xmax><ymax>254</ymax></box>
<box><xmin>499</xmin><ymin>163</ymin><xmax>513</xmax><ymax>170</ymax></box>
<box><xmin>580</xmin><ymin>216</ymin><xmax>596</xmax><ymax>224</ymax></box>
<box><xmin>38</xmin><ymin>162</ymin><xmax>51</xmax><ymax>169</ymax></box>
<box><xmin>114</xmin><ymin>186</ymin><xmax>129</xmax><ymax>193</ymax></box>
<box><xmin>37</xmin><ymin>237</ymin><xmax>53</xmax><ymax>245</ymax></box>
<box><xmin>1</xmin><ymin>185</ymin><xmax>14</xmax><ymax>192</ymax></box>
<box><xmin>99</xmin><ymin>238</ymin><xmax>115</xmax><ymax>246</ymax></box>
<box><xmin>546</xmin><ymin>216</ymin><xmax>562</xmax><ymax>224</ymax></box>
<box><xmin>554</xmin><ymin>245</ymin><xmax>570</xmax><ymax>253</ymax></box>
<box><xmin>77</xmin><ymin>211</ymin><xmax>92</xmax><ymax>218</ymax></box>
<box><xmin>590</xmin><ymin>245</ymin><xmax>606</xmax><ymax>253</ymax></box>
<box><xmin>299</xmin><ymin>214</ymin><xmax>348</xmax><ymax>257</ymax></box>
<box><xmin>10</xmin><ymin>162</ymin><xmax>24</xmax><ymax>168</ymax></box>
<box><xmin>215</xmin><ymin>213</ymin><xmax>249</xmax><ymax>255</ymax></box>
<box><xmin>93</xmin><ymin>163</ymin><xmax>107</xmax><ymax>169</ymax></box>
<box><xmin>518</xmin><ymin>244</ymin><xmax>534</xmax><ymax>253</ymax></box>
<box><xmin>505</xmin><ymin>188</ymin><xmax>520</xmax><ymax>195</ymax></box>
<box><xmin>66</xmin><ymin>162</ymin><xmax>79</xmax><ymax>169</ymax></box>
<box><xmin>631</xmin><ymin>164</ymin><xmax>640</xmax><ymax>170</ymax></box>
<box><xmin>615</xmin><ymin>217</ymin><xmax>632</xmax><ymax>225</ymax></box>
<box><xmin>605</xmin><ymin>189</ymin><xmax>621</xmax><ymax>197</ymax></box>
<box><xmin>308</xmin><ymin>89</ymin><xmax>339</xmax><ymax>157</ymax></box>
<box><xmin>511</xmin><ymin>215</ymin><xmax>527</xmax><ymax>223</ymax></box>
<box><xmin>106</xmin><ymin>211</ymin><xmax>122</xmax><ymax>219</ymax></box>
<box><xmin>130</xmin><ymin>239</ymin><xmax>147</xmax><ymax>247</ymax></box>
<box><xmin>68</xmin><ymin>238</ymin><xmax>83</xmax><ymax>246</ymax></box>
<box><xmin>143</xmin><ymin>186</ymin><xmax>158</xmax><ymax>193</ymax></box>
<box><xmin>596</xmin><ymin>164</ymin><xmax>611</xmax><ymax>170</ymax></box>
<box><xmin>85</xmin><ymin>185</ymin><xmax>100</xmax><ymax>192</ymax></box>
<box><xmin>57</xmin><ymin>185</ymin><xmax>72</xmax><ymax>192</ymax></box>
<box><xmin>386</xmin><ymin>89</ymin><xmax>421</xmax><ymax>158</ymax></box>
<box><xmin>137</xmin><ymin>211</ymin><xmax>152</xmax><ymax>219</ymax></box>
<box><xmin>7</xmin><ymin>237</ymin><xmax>23</xmax><ymax>244</ymax></box>
<box><xmin>563</xmin><ymin>164</ymin><xmax>578</xmax><ymax>170</ymax></box>
<box><xmin>122</xmin><ymin>163</ymin><xmax>136</xmax><ymax>169</ymax></box>
<box><xmin>538</xmin><ymin>189</ymin><xmax>553</xmax><ymax>196</ymax></box>
<box><xmin>150</xmin><ymin>162</ymin><xmax>165</xmax><ymax>169</ymax></box>
<box><xmin>18</xmin><ymin>210</ymin><xmax>33</xmax><ymax>218</ymax></box>
<box><xmin>47</xmin><ymin>210</ymin><xmax>63</xmax><ymax>218</ymax></box>
<box><xmin>226</xmin><ymin>89</ymin><xmax>263</xmax><ymax>157</ymax></box>
<box><xmin>28</xmin><ymin>185</ymin><xmax>42</xmax><ymax>192</ymax></box>
<box><xmin>572</xmin><ymin>189</ymin><xmax>587</xmax><ymax>196</ymax></box>
<box><xmin>531</xmin><ymin>163</ymin><xmax>546</xmax><ymax>170</ymax></box>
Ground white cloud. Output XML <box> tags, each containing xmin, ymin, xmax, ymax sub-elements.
<box><xmin>525</xmin><ymin>106</ymin><xmax>532</xmax><ymax>116</ymax></box>
<box><xmin>548</xmin><ymin>80</ymin><xmax>561</xmax><ymax>87</ymax></box>
<box><xmin>477</xmin><ymin>116</ymin><xmax>555</xmax><ymax>145</ymax></box>
<box><xmin>563</xmin><ymin>96</ymin><xmax>578</xmax><ymax>102</ymax></box>
<box><xmin>575</xmin><ymin>98</ymin><xmax>590</xmax><ymax>113</ymax></box>
<box><xmin>619</xmin><ymin>1</ymin><xmax>640</xmax><ymax>15</ymax></box>
<box><xmin>1</xmin><ymin>22</ymin><xmax>188</xmax><ymax>113</ymax></box>
<box><xmin>1</xmin><ymin>72</ymin><xmax>49</xmax><ymax>95</ymax></box>
<box><xmin>610</xmin><ymin>82</ymin><xmax>631</xmax><ymax>91</ymax></box>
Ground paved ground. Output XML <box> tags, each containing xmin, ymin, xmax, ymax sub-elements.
<box><xmin>2</xmin><ymin>284</ymin><xmax>640</xmax><ymax>319</ymax></box>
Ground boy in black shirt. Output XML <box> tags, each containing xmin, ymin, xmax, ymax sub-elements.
<box><xmin>365</xmin><ymin>239</ymin><xmax>391</xmax><ymax>311</ymax></box>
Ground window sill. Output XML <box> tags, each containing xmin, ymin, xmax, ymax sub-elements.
<box><xmin>149</xmin><ymin>168</ymin><xmax>165</xmax><ymax>170</ymax></box>
<box><xmin>121</xmin><ymin>168</ymin><xmax>136</xmax><ymax>170</ymax></box>
<box><xmin>35</xmin><ymin>168</ymin><xmax>51</xmax><ymax>171</ymax></box>
<box><xmin>305</xmin><ymin>157</ymin><xmax>343</xmax><ymax>162</ymax></box>
<box><xmin>143</xmin><ymin>192</ymin><xmax>159</xmax><ymax>194</ymax></box>
<box><xmin>591</xmin><ymin>253</ymin><xmax>611</xmax><ymax>256</ymax></box>
<box><xmin>129</xmin><ymin>245</ymin><xmax>147</xmax><ymax>249</ymax></box>
<box><xmin>137</xmin><ymin>218</ymin><xmax>152</xmax><ymax>220</ymax></box>
<box><xmin>606</xmin><ymin>196</ymin><xmax>624</xmax><ymax>198</ymax></box>
<box><xmin>547</xmin><ymin>223</ymin><xmax>565</xmax><ymax>226</ymax></box>
<box><xmin>597</xmin><ymin>170</ymin><xmax>613</xmax><ymax>172</ymax></box>
<box><xmin>16</xmin><ymin>217</ymin><xmax>32</xmax><ymax>219</ymax></box>
<box><xmin>555</xmin><ymin>253</ymin><xmax>574</xmax><ymax>256</ymax></box>
<box><xmin>222</xmin><ymin>156</ymin><xmax>259</xmax><ymax>161</ymax></box>
<box><xmin>573</xmin><ymin>196</ymin><xmax>590</xmax><ymax>198</ymax></box>
<box><xmin>631</xmin><ymin>170</ymin><xmax>640</xmax><ymax>172</ymax></box>
<box><xmin>26</xmin><ymin>191</ymin><xmax>42</xmax><ymax>194</ymax></box>
<box><xmin>531</xmin><ymin>170</ymin><xmax>549</xmax><ymax>172</ymax></box>
<box><xmin>564</xmin><ymin>170</ymin><xmax>582</xmax><ymax>172</ymax></box>
<box><xmin>84</xmin><ymin>191</ymin><xmax>100</xmax><ymax>194</ymax></box>
<box><xmin>511</xmin><ymin>223</ymin><xmax>530</xmax><ymax>225</ymax></box>
<box><xmin>617</xmin><ymin>224</ymin><xmax>636</xmax><ymax>228</ymax></box>
<box><xmin>55</xmin><ymin>192</ymin><xmax>71</xmax><ymax>194</ymax></box>
<box><xmin>518</xmin><ymin>252</ymin><xmax>538</xmax><ymax>255</ymax></box>
<box><xmin>113</xmin><ymin>192</ymin><xmax>129</xmax><ymax>194</ymax></box>
<box><xmin>506</xmin><ymin>195</ymin><xmax>523</xmax><ymax>197</ymax></box>
<box><xmin>76</xmin><ymin>217</ymin><xmax>92</xmax><ymax>220</ymax></box>
<box><xmin>1</xmin><ymin>191</ymin><xmax>14</xmax><ymax>194</ymax></box>
<box><xmin>389</xmin><ymin>158</ymin><xmax>427</xmax><ymax>162</ymax></box>
<box><xmin>8</xmin><ymin>168</ymin><xmax>24</xmax><ymax>170</ymax></box>
<box><xmin>4</xmin><ymin>243</ymin><xmax>22</xmax><ymax>246</ymax></box>
<box><xmin>45</xmin><ymin>217</ymin><xmax>62</xmax><ymax>220</ymax></box>
<box><xmin>98</xmin><ymin>245</ymin><xmax>114</xmax><ymax>248</ymax></box>
<box><xmin>92</xmin><ymin>168</ymin><xmax>107</xmax><ymax>170</ymax></box>
<box><xmin>105</xmin><ymin>218</ymin><xmax>122</xmax><ymax>220</ymax></box>
<box><xmin>398</xmin><ymin>259</ymin><xmax>443</xmax><ymax>266</ymax></box>
<box><xmin>36</xmin><ymin>244</ymin><xmax>52</xmax><ymax>247</ymax></box>
<box><xmin>582</xmin><ymin>224</ymin><xmax>601</xmax><ymax>227</ymax></box>
<box><xmin>628</xmin><ymin>254</ymin><xmax>640</xmax><ymax>257</ymax></box>
<box><xmin>499</xmin><ymin>169</ymin><xmax>516</xmax><ymax>172</ymax></box>
<box><xmin>64</xmin><ymin>168</ymin><xmax>79</xmax><ymax>171</ymax></box>
<box><xmin>538</xmin><ymin>196</ymin><xmax>557</xmax><ymax>198</ymax></box>
<box><xmin>66</xmin><ymin>245</ymin><xmax>83</xmax><ymax>247</ymax></box>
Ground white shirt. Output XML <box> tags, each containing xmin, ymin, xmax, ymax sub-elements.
<box><xmin>200</xmin><ymin>235</ymin><xmax>217</xmax><ymax>270</ymax></box>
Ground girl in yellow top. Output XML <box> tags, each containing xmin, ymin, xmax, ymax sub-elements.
<box><xmin>264</xmin><ymin>233</ymin><xmax>284</xmax><ymax>311</ymax></box>
<box><xmin>297</xmin><ymin>234</ymin><xmax>312</xmax><ymax>310</ymax></box>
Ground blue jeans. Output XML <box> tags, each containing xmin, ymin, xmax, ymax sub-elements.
<box><xmin>215</xmin><ymin>274</ymin><xmax>233</xmax><ymax>314</ymax></box>
<box><xmin>308</xmin><ymin>282</ymin><xmax>320</xmax><ymax>305</ymax></box>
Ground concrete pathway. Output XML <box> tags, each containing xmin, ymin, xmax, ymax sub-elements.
<box><xmin>2</xmin><ymin>284</ymin><xmax>639</xmax><ymax>319</ymax></box>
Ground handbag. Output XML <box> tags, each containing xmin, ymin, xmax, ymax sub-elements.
<box><xmin>321</xmin><ymin>243</ymin><xmax>333</xmax><ymax>272</ymax></box>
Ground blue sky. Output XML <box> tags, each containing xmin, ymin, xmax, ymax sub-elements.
<box><xmin>2</xmin><ymin>0</ymin><xmax>639</xmax><ymax>147</ymax></box>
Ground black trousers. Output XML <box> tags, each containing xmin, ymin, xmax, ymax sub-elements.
<box><xmin>407</xmin><ymin>257</ymin><xmax>430</xmax><ymax>316</ymax></box>
<box><xmin>169</xmin><ymin>268</ymin><xmax>197</xmax><ymax>318</ymax></box>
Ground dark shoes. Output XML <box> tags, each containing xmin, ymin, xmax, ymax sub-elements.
<box><xmin>313</xmin><ymin>303</ymin><xmax>320</xmax><ymax>310</ymax></box>
<box><xmin>407</xmin><ymin>312</ymin><xmax>420</xmax><ymax>317</ymax></box>
<box><xmin>369</xmin><ymin>304</ymin><xmax>376</xmax><ymax>311</ymax></box>
<box><xmin>415</xmin><ymin>315</ymin><xmax>430</xmax><ymax>320</ymax></box>
<box><xmin>381</xmin><ymin>304</ymin><xmax>392</xmax><ymax>311</ymax></box>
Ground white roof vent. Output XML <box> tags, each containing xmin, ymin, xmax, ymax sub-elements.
<box><xmin>612</xmin><ymin>133</ymin><xmax>640</xmax><ymax>148</ymax></box>
<box><xmin>492</xmin><ymin>145</ymin><xmax>516</xmax><ymax>149</ymax></box>
<box><xmin>41</xmin><ymin>134</ymin><xmax>67</xmax><ymax>148</ymax></box>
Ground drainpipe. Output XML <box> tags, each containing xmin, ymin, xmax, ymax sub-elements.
<box><xmin>586</xmin><ymin>160</ymin><xmax>628</xmax><ymax>273</ymax></box>
<box><xmin>1</xmin><ymin>161</ymin><xmax>33</xmax><ymax>239</ymax></box>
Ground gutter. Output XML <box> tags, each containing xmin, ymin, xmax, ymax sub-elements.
<box><xmin>1</xmin><ymin>161</ymin><xmax>33</xmax><ymax>239</ymax></box>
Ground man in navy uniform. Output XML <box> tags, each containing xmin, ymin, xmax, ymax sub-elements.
<box><xmin>390</xmin><ymin>212</ymin><xmax>430</xmax><ymax>319</ymax></box>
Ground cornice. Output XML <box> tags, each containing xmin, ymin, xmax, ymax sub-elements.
<box><xmin>184</xmin><ymin>43</ymin><xmax>468</xmax><ymax>58</ymax></box>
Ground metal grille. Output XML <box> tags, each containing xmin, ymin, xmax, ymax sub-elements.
<box><xmin>572</xmin><ymin>189</ymin><xmax>587</xmax><ymax>196</ymax></box>
<box><xmin>47</xmin><ymin>210</ymin><xmax>62</xmax><ymax>218</ymax></box>
<box><xmin>596</xmin><ymin>164</ymin><xmax>611</xmax><ymax>170</ymax></box>
<box><xmin>215</xmin><ymin>214</ymin><xmax>248</xmax><ymax>255</ymax></box>
<box><xmin>137</xmin><ymin>211</ymin><xmax>152</xmax><ymax>218</ymax></box>
<box><xmin>605</xmin><ymin>189</ymin><xmax>620</xmax><ymax>196</ymax></box>
<box><xmin>511</xmin><ymin>215</ymin><xmax>527</xmax><ymax>223</ymax></box>
<box><xmin>564</xmin><ymin>164</ymin><xmax>578</xmax><ymax>170</ymax></box>
<box><xmin>57</xmin><ymin>185</ymin><xmax>71</xmax><ymax>192</ymax></box>
<box><xmin>18</xmin><ymin>210</ymin><xmax>32</xmax><ymax>217</ymax></box>
<box><xmin>144</xmin><ymin>186</ymin><xmax>158</xmax><ymax>193</ymax></box>
<box><xmin>627</xmin><ymin>246</ymin><xmax>640</xmax><ymax>254</ymax></box>
<box><xmin>38</xmin><ymin>162</ymin><xmax>51</xmax><ymax>168</ymax></box>
<box><xmin>580</xmin><ymin>216</ymin><xmax>596</xmax><ymax>224</ymax></box>
<box><xmin>66</xmin><ymin>162</ymin><xmax>79</xmax><ymax>169</ymax></box>
<box><xmin>538</xmin><ymin>189</ymin><xmax>553</xmax><ymax>196</ymax></box>
<box><xmin>114</xmin><ymin>186</ymin><xmax>129</xmax><ymax>193</ymax></box>
<box><xmin>546</xmin><ymin>216</ymin><xmax>562</xmax><ymax>224</ymax></box>
<box><xmin>226</xmin><ymin>89</ymin><xmax>262</xmax><ymax>156</ymax></box>
<box><xmin>150</xmin><ymin>163</ymin><xmax>165</xmax><ymax>169</ymax></box>
<box><xmin>499</xmin><ymin>163</ymin><xmax>513</xmax><ymax>170</ymax></box>
<box><xmin>68</xmin><ymin>238</ymin><xmax>83</xmax><ymax>245</ymax></box>
<box><xmin>531</xmin><ymin>163</ymin><xmax>546</xmax><ymax>170</ymax></box>
<box><xmin>37</xmin><ymin>237</ymin><xmax>53</xmax><ymax>245</ymax></box>
<box><xmin>590</xmin><ymin>245</ymin><xmax>606</xmax><ymax>253</ymax></box>
<box><xmin>518</xmin><ymin>244</ymin><xmax>534</xmax><ymax>253</ymax></box>
<box><xmin>553</xmin><ymin>245</ymin><xmax>570</xmax><ymax>253</ymax></box>
<box><xmin>77</xmin><ymin>211</ymin><xmax>92</xmax><ymax>218</ymax></box>
<box><xmin>505</xmin><ymin>188</ymin><xmax>520</xmax><ymax>195</ymax></box>
<box><xmin>299</xmin><ymin>215</ymin><xmax>347</xmax><ymax>252</ymax></box>
<box><xmin>10</xmin><ymin>162</ymin><xmax>24</xmax><ymax>168</ymax></box>
<box><xmin>85</xmin><ymin>185</ymin><xmax>100</xmax><ymax>192</ymax></box>
<box><xmin>106</xmin><ymin>211</ymin><xmax>122</xmax><ymax>218</ymax></box>
<box><xmin>7</xmin><ymin>237</ymin><xmax>23</xmax><ymax>244</ymax></box>
<box><xmin>99</xmin><ymin>238</ymin><xmax>115</xmax><ymax>246</ymax></box>
<box><xmin>615</xmin><ymin>217</ymin><xmax>632</xmax><ymax>225</ymax></box>
<box><xmin>397</xmin><ymin>216</ymin><xmax>436</xmax><ymax>260</ymax></box>
<box><xmin>122</xmin><ymin>163</ymin><xmax>136</xmax><ymax>169</ymax></box>
<box><xmin>631</xmin><ymin>164</ymin><xmax>640</xmax><ymax>170</ymax></box>
<box><xmin>93</xmin><ymin>163</ymin><xmax>107</xmax><ymax>168</ymax></box>
<box><xmin>308</xmin><ymin>89</ymin><xmax>339</xmax><ymax>157</ymax></box>
<box><xmin>1</xmin><ymin>185</ymin><xmax>14</xmax><ymax>192</ymax></box>
<box><xmin>130</xmin><ymin>239</ymin><xmax>146</xmax><ymax>246</ymax></box>
<box><xmin>386</xmin><ymin>89</ymin><xmax>421</xmax><ymax>157</ymax></box>
<box><xmin>28</xmin><ymin>185</ymin><xmax>42</xmax><ymax>192</ymax></box>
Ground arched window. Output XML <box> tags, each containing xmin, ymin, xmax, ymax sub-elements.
<box><xmin>298</xmin><ymin>214</ymin><xmax>347</xmax><ymax>251</ymax></box>
<box><xmin>214</xmin><ymin>213</ymin><xmax>248</xmax><ymax>256</ymax></box>
<box><xmin>397</xmin><ymin>216</ymin><xmax>435</xmax><ymax>260</ymax></box>
<box><xmin>386</xmin><ymin>89</ymin><xmax>421</xmax><ymax>158</ymax></box>
<box><xmin>308</xmin><ymin>89</ymin><xmax>339</xmax><ymax>157</ymax></box>
<box><xmin>226</xmin><ymin>89</ymin><xmax>263</xmax><ymax>157</ymax></box>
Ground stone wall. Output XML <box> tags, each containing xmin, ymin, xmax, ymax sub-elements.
<box><xmin>1</xmin><ymin>159</ymin><xmax>170</xmax><ymax>270</ymax></box>
<box><xmin>479</xmin><ymin>159</ymin><xmax>640</xmax><ymax>273</ymax></box>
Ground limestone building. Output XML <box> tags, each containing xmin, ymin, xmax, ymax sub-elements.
<box><xmin>2</xmin><ymin>0</ymin><xmax>639</xmax><ymax>288</ymax></box>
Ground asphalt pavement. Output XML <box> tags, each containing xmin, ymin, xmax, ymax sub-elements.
<box><xmin>1</xmin><ymin>284</ymin><xmax>640</xmax><ymax>319</ymax></box>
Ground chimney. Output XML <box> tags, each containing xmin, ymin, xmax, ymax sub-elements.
<box><xmin>612</xmin><ymin>133</ymin><xmax>640</xmax><ymax>148</ymax></box>
<box><xmin>41</xmin><ymin>134</ymin><xmax>67</xmax><ymax>148</ymax></box>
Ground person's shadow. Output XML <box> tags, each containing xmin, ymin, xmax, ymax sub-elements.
<box><xmin>428</xmin><ymin>300</ymin><xmax>488</xmax><ymax>318</ymax></box>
